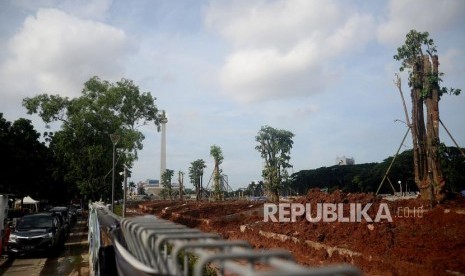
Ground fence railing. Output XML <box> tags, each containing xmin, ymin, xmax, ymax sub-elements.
<box><xmin>88</xmin><ymin>202</ymin><xmax>102</xmax><ymax>275</ymax></box>
<box><xmin>88</xmin><ymin>202</ymin><xmax>362</xmax><ymax>276</ymax></box>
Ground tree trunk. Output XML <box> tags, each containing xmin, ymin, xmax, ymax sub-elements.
<box><xmin>179</xmin><ymin>172</ymin><xmax>183</xmax><ymax>201</ymax></box>
<box><xmin>196</xmin><ymin>177</ymin><xmax>200</xmax><ymax>201</ymax></box>
<box><xmin>411</xmin><ymin>57</ymin><xmax>430</xmax><ymax>199</ymax></box>
<box><xmin>213</xmin><ymin>163</ymin><xmax>221</xmax><ymax>201</ymax></box>
<box><xmin>425</xmin><ymin>55</ymin><xmax>444</xmax><ymax>202</ymax></box>
<box><xmin>271</xmin><ymin>190</ymin><xmax>279</xmax><ymax>203</ymax></box>
<box><xmin>410</xmin><ymin>55</ymin><xmax>445</xmax><ymax>202</ymax></box>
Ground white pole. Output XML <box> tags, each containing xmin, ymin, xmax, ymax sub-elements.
<box><xmin>160</xmin><ymin>111</ymin><xmax>168</xmax><ymax>181</ymax></box>
<box><xmin>123</xmin><ymin>166</ymin><xmax>127</xmax><ymax>218</ymax></box>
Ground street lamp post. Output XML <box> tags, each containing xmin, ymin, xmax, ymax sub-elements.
<box><xmin>122</xmin><ymin>165</ymin><xmax>128</xmax><ymax>218</ymax></box>
<box><xmin>398</xmin><ymin>180</ymin><xmax>402</xmax><ymax>197</ymax></box>
<box><xmin>110</xmin><ymin>133</ymin><xmax>120</xmax><ymax>212</ymax></box>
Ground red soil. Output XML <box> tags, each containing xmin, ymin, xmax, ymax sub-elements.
<box><xmin>135</xmin><ymin>191</ymin><xmax>465</xmax><ymax>275</ymax></box>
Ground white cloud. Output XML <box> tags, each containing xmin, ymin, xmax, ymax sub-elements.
<box><xmin>12</xmin><ymin>0</ymin><xmax>112</xmax><ymax>20</ymax></box>
<box><xmin>206</xmin><ymin>0</ymin><xmax>376</xmax><ymax>103</ymax></box>
<box><xmin>377</xmin><ymin>0</ymin><xmax>465</xmax><ymax>45</ymax></box>
<box><xmin>205</xmin><ymin>0</ymin><xmax>342</xmax><ymax>49</ymax></box>
<box><xmin>0</xmin><ymin>8</ymin><xmax>131</xmax><ymax>112</ymax></box>
<box><xmin>66</xmin><ymin>0</ymin><xmax>112</xmax><ymax>20</ymax></box>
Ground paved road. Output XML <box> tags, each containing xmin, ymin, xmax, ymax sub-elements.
<box><xmin>0</xmin><ymin>217</ymin><xmax>89</xmax><ymax>276</ymax></box>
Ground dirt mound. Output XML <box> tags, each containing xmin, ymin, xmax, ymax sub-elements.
<box><xmin>135</xmin><ymin>193</ymin><xmax>465</xmax><ymax>275</ymax></box>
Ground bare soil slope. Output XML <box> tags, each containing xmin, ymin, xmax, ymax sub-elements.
<box><xmin>136</xmin><ymin>192</ymin><xmax>465</xmax><ymax>275</ymax></box>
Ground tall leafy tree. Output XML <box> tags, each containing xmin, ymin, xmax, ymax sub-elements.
<box><xmin>22</xmin><ymin>76</ymin><xmax>160</xmax><ymax>201</ymax></box>
<box><xmin>0</xmin><ymin>114</ymin><xmax>62</xmax><ymax>201</ymax></box>
<box><xmin>210</xmin><ymin>145</ymin><xmax>224</xmax><ymax>201</ymax></box>
<box><xmin>394</xmin><ymin>30</ymin><xmax>461</xmax><ymax>202</ymax></box>
<box><xmin>188</xmin><ymin>159</ymin><xmax>206</xmax><ymax>201</ymax></box>
<box><xmin>255</xmin><ymin>125</ymin><xmax>294</xmax><ymax>202</ymax></box>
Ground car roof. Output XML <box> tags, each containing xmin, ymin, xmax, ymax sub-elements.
<box><xmin>22</xmin><ymin>212</ymin><xmax>54</xmax><ymax>218</ymax></box>
<box><xmin>49</xmin><ymin>206</ymin><xmax>68</xmax><ymax>211</ymax></box>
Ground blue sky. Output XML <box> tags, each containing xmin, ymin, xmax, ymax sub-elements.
<box><xmin>1</xmin><ymin>0</ymin><xmax>464</xmax><ymax>190</ymax></box>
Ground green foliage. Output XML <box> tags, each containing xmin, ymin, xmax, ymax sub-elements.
<box><xmin>210</xmin><ymin>145</ymin><xmax>224</xmax><ymax>165</ymax></box>
<box><xmin>439</xmin><ymin>146</ymin><xmax>465</xmax><ymax>193</ymax></box>
<box><xmin>255</xmin><ymin>125</ymin><xmax>294</xmax><ymax>201</ymax></box>
<box><xmin>393</xmin><ymin>29</ymin><xmax>461</xmax><ymax>99</ymax></box>
<box><xmin>113</xmin><ymin>204</ymin><xmax>123</xmax><ymax>217</ymax></box>
<box><xmin>188</xmin><ymin>159</ymin><xmax>206</xmax><ymax>200</ymax></box>
<box><xmin>137</xmin><ymin>185</ymin><xmax>147</xmax><ymax>195</ymax></box>
<box><xmin>246</xmin><ymin>181</ymin><xmax>264</xmax><ymax>197</ymax></box>
<box><xmin>161</xmin><ymin>169</ymin><xmax>174</xmax><ymax>200</ymax></box>
<box><xmin>290</xmin><ymin>148</ymin><xmax>465</xmax><ymax>195</ymax></box>
<box><xmin>210</xmin><ymin>145</ymin><xmax>224</xmax><ymax>200</ymax></box>
<box><xmin>0</xmin><ymin>113</ymin><xmax>71</xmax><ymax>202</ymax></box>
<box><xmin>394</xmin><ymin>30</ymin><xmax>435</xmax><ymax>71</ymax></box>
<box><xmin>22</xmin><ymin>76</ymin><xmax>160</xmax><ymax>201</ymax></box>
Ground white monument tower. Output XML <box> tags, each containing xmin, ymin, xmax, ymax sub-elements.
<box><xmin>160</xmin><ymin>110</ymin><xmax>168</xmax><ymax>180</ymax></box>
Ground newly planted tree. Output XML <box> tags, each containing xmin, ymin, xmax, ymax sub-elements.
<box><xmin>255</xmin><ymin>126</ymin><xmax>294</xmax><ymax>202</ymax></box>
<box><xmin>210</xmin><ymin>145</ymin><xmax>224</xmax><ymax>201</ymax></box>
<box><xmin>189</xmin><ymin>159</ymin><xmax>206</xmax><ymax>201</ymax></box>
<box><xmin>161</xmin><ymin>169</ymin><xmax>174</xmax><ymax>200</ymax></box>
<box><xmin>178</xmin><ymin>170</ymin><xmax>184</xmax><ymax>201</ymax></box>
<box><xmin>394</xmin><ymin>30</ymin><xmax>461</xmax><ymax>202</ymax></box>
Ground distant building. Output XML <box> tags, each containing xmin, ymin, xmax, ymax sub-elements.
<box><xmin>139</xmin><ymin>179</ymin><xmax>180</xmax><ymax>197</ymax></box>
<box><xmin>336</xmin><ymin>156</ymin><xmax>355</xmax><ymax>165</ymax></box>
<box><xmin>147</xmin><ymin>179</ymin><xmax>160</xmax><ymax>187</ymax></box>
<box><xmin>136</xmin><ymin>179</ymin><xmax>160</xmax><ymax>196</ymax></box>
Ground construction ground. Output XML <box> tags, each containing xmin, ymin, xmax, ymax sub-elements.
<box><xmin>133</xmin><ymin>190</ymin><xmax>465</xmax><ymax>275</ymax></box>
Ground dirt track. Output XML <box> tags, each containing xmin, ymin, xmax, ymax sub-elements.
<box><xmin>136</xmin><ymin>191</ymin><xmax>465</xmax><ymax>275</ymax></box>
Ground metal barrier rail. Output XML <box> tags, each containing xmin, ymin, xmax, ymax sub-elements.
<box><xmin>88</xmin><ymin>202</ymin><xmax>102</xmax><ymax>275</ymax></box>
<box><xmin>89</xmin><ymin>202</ymin><xmax>362</xmax><ymax>276</ymax></box>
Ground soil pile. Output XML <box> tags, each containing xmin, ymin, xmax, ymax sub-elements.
<box><xmin>136</xmin><ymin>192</ymin><xmax>465</xmax><ymax>275</ymax></box>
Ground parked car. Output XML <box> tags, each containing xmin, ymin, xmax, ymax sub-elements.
<box><xmin>7</xmin><ymin>212</ymin><xmax>65</xmax><ymax>256</ymax></box>
<box><xmin>67</xmin><ymin>205</ymin><xmax>78</xmax><ymax>224</ymax></box>
<box><xmin>72</xmin><ymin>203</ymin><xmax>84</xmax><ymax>216</ymax></box>
<box><xmin>49</xmin><ymin>206</ymin><xmax>72</xmax><ymax>234</ymax></box>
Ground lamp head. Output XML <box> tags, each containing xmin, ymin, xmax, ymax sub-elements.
<box><xmin>110</xmin><ymin>133</ymin><xmax>120</xmax><ymax>144</ymax></box>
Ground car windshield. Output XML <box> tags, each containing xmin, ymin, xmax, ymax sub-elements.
<box><xmin>17</xmin><ymin>215</ymin><xmax>53</xmax><ymax>230</ymax></box>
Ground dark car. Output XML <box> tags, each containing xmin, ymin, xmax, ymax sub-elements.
<box><xmin>71</xmin><ymin>203</ymin><xmax>84</xmax><ymax>216</ymax></box>
<box><xmin>49</xmin><ymin>206</ymin><xmax>72</xmax><ymax>233</ymax></box>
<box><xmin>7</xmin><ymin>212</ymin><xmax>65</xmax><ymax>256</ymax></box>
<box><xmin>67</xmin><ymin>205</ymin><xmax>78</xmax><ymax>224</ymax></box>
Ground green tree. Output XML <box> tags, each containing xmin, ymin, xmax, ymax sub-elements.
<box><xmin>289</xmin><ymin>147</ymin><xmax>465</xmax><ymax>196</ymax></box>
<box><xmin>394</xmin><ymin>30</ymin><xmax>461</xmax><ymax>202</ymax></box>
<box><xmin>137</xmin><ymin>185</ymin><xmax>147</xmax><ymax>196</ymax></box>
<box><xmin>0</xmin><ymin>114</ymin><xmax>60</xmax><ymax>201</ymax></box>
<box><xmin>255</xmin><ymin>125</ymin><xmax>294</xmax><ymax>202</ymax></box>
<box><xmin>246</xmin><ymin>181</ymin><xmax>264</xmax><ymax>197</ymax></box>
<box><xmin>188</xmin><ymin>159</ymin><xmax>206</xmax><ymax>201</ymax></box>
<box><xmin>439</xmin><ymin>145</ymin><xmax>465</xmax><ymax>193</ymax></box>
<box><xmin>161</xmin><ymin>169</ymin><xmax>174</xmax><ymax>200</ymax></box>
<box><xmin>210</xmin><ymin>145</ymin><xmax>224</xmax><ymax>201</ymax></box>
<box><xmin>22</xmin><ymin>76</ymin><xmax>160</xmax><ymax>201</ymax></box>
<box><xmin>128</xmin><ymin>181</ymin><xmax>136</xmax><ymax>196</ymax></box>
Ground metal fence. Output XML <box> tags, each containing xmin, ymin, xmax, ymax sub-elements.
<box><xmin>89</xmin><ymin>202</ymin><xmax>362</xmax><ymax>276</ymax></box>
<box><xmin>88</xmin><ymin>202</ymin><xmax>102</xmax><ymax>275</ymax></box>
